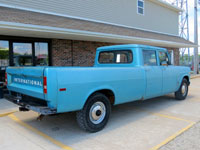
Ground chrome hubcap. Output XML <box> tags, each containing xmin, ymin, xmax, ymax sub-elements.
<box><xmin>181</xmin><ymin>83</ymin><xmax>187</xmax><ymax>96</ymax></box>
<box><xmin>89</xmin><ymin>102</ymin><xmax>106</xmax><ymax>124</ymax></box>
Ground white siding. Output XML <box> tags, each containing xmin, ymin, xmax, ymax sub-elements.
<box><xmin>0</xmin><ymin>0</ymin><xmax>179</xmax><ymax>35</ymax></box>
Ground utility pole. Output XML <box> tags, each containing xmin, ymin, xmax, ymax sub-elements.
<box><xmin>194</xmin><ymin>0</ymin><xmax>199</xmax><ymax>74</ymax></box>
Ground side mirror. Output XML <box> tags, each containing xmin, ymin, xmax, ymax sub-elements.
<box><xmin>161</xmin><ymin>61</ymin><xmax>168</xmax><ymax>66</ymax></box>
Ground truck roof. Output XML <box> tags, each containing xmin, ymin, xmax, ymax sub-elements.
<box><xmin>97</xmin><ymin>44</ymin><xmax>167</xmax><ymax>51</ymax></box>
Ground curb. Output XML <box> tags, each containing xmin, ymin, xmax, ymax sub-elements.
<box><xmin>191</xmin><ymin>75</ymin><xmax>200</xmax><ymax>79</ymax></box>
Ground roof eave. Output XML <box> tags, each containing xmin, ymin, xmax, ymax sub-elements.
<box><xmin>0</xmin><ymin>21</ymin><xmax>196</xmax><ymax>48</ymax></box>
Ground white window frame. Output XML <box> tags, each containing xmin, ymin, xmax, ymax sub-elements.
<box><xmin>137</xmin><ymin>0</ymin><xmax>145</xmax><ymax>15</ymax></box>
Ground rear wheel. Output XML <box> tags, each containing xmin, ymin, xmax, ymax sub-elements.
<box><xmin>76</xmin><ymin>93</ymin><xmax>111</xmax><ymax>132</ymax></box>
<box><xmin>175</xmin><ymin>78</ymin><xmax>189</xmax><ymax>100</ymax></box>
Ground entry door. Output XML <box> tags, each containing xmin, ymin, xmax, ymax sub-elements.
<box><xmin>143</xmin><ymin>50</ymin><xmax>162</xmax><ymax>99</ymax></box>
<box><xmin>13</xmin><ymin>42</ymin><xmax>33</xmax><ymax>66</ymax></box>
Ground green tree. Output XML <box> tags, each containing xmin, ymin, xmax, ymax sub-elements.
<box><xmin>0</xmin><ymin>49</ymin><xmax>9</xmax><ymax>59</ymax></box>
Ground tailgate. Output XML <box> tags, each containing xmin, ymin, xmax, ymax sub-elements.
<box><xmin>6</xmin><ymin>67</ymin><xmax>45</xmax><ymax>99</ymax></box>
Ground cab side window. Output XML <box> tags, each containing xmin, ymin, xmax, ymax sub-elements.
<box><xmin>159</xmin><ymin>51</ymin><xmax>170</xmax><ymax>65</ymax></box>
<box><xmin>143</xmin><ymin>50</ymin><xmax>157</xmax><ymax>66</ymax></box>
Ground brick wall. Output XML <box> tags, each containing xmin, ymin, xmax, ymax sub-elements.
<box><xmin>173</xmin><ymin>48</ymin><xmax>180</xmax><ymax>66</ymax></box>
<box><xmin>52</xmin><ymin>39</ymin><xmax>180</xmax><ymax>66</ymax></box>
<box><xmin>52</xmin><ymin>39</ymin><xmax>115</xmax><ymax>66</ymax></box>
<box><xmin>52</xmin><ymin>39</ymin><xmax>72</xmax><ymax>66</ymax></box>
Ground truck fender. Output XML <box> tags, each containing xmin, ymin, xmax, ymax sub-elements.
<box><xmin>83</xmin><ymin>86</ymin><xmax>116</xmax><ymax>108</ymax></box>
<box><xmin>176</xmin><ymin>74</ymin><xmax>190</xmax><ymax>91</ymax></box>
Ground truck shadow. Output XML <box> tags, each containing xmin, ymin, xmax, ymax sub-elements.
<box><xmin>23</xmin><ymin>94</ymin><xmax>195</xmax><ymax>146</ymax></box>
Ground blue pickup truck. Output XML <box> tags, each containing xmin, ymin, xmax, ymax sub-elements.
<box><xmin>5</xmin><ymin>44</ymin><xmax>190</xmax><ymax>132</ymax></box>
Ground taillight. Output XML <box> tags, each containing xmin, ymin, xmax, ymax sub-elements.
<box><xmin>5</xmin><ymin>73</ymin><xmax>7</xmax><ymax>85</ymax></box>
<box><xmin>43</xmin><ymin>76</ymin><xmax>47</xmax><ymax>94</ymax></box>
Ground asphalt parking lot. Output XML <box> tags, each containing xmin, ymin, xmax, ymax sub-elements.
<box><xmin>0</xmin><ymin>77</ymin><xmax>200</xmax><ymax>150</ymax></box>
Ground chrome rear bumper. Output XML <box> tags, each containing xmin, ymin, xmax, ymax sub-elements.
<box><xmin>4</xmin><ymin>94</ymin><xmax>57</xmax><ymax>115</ymax></box>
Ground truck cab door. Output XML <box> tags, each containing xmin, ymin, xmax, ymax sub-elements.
<box><xmin>143</xmin><ymin>50</ymin><xmax>162</xmax><ymax>99</ymax></box>
<box><xmin>158</xmin><ymin>51</ymin><xmax>177</xmax><ymax>94</ymax></box>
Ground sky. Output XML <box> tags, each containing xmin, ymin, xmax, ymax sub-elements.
<box><xmin>165</xmin><ymin>0</ymin><xmax>200</xmax><ymax>55</ymax></box>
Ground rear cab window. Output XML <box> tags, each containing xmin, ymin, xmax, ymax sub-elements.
<box><xmin>98</xmin><ymin>50</ymin><xmax>133</xmax><ymax>64</ymax></box>
<box><xmin>142</xmin><ymin>50</ymin><xmax>157</xmax><ymax>66</ymax></box>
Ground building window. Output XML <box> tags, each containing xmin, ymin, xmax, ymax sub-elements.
<box><xmin>137</xmin><ymin>0</ymin><xmax>144</xmax><ymax>15</ymax></box>
<box><xmin>0</xmin><ymin>40</ymin><xmax>9</xmax><ymax>67</ymax></box>
<box><xmin>35</xmin><ymin>42</ymin><xmax>49</xmax><ymax>66</ymax></box>
<box><xmin>0</xmin><ymin>40</ymin><xmax>9</xmax><ymax>82</ymax></box>
<box><xmin>13</xmin><ymin>43</ymin><xmax>33</xmax><ymax>66</ymax></box>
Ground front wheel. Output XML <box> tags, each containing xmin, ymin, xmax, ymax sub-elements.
<box><xmin>175</xmin><ymin>78</ymin><xmax>189</xmax><ymax>100</ymax></box>
<box><xmin>76</xmin><ymin>93</ymin><xmax>111</xmax><ymax>132</ymax></box>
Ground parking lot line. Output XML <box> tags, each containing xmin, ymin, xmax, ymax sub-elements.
<box><xmin>134</xmin><ymin>107</ymin><xmax>194</xmax><ymax>123</ymax></box>
<box><xmin>0</xmin><ymin>111</ymin><xmax>17</xmax><ymax>117</ymax></box>
<box><xmin>151</xmin><ymin>113</ymin><xmax>193</xmax><ymax>123</ymax></box>
<box><xmin>8</xmin><ymin>114</ymin><xmax>73</xmax><ymax>150</ymax></box>
<box><xmin>134</xmin><ymin>107</ymin><xmax>196</xmax><ymax>150</ymax></box>
<box><xmin>150</xmin><ymin>122</ymin><xmax>195</xmax><ymax>150</ymax></box>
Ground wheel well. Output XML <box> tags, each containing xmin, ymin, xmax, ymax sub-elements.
<box><xmin>89</xmin><ymin>90</ymin><xmax>115</xmax><ymax>105</ymax></box>
<box><xmin>183</xmin><ymin>76</ymin><xmax>189</xmax><ymax>82</ymax></box>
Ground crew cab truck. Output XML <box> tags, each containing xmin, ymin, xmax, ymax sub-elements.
<box><xmin>5</xmin><ymin>44</ymin><xmax>190</xmax><ymax>132</ymax></box>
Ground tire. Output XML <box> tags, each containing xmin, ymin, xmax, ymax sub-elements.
<box><xmin>76</xmin><ymin>93</ymin><xmax>111</xmax><ymax>133</ymax></box>
<box><xmin>175</xmin><ymin>78</ymin><xmax>189</xmax><ymax>100</ymax></box>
